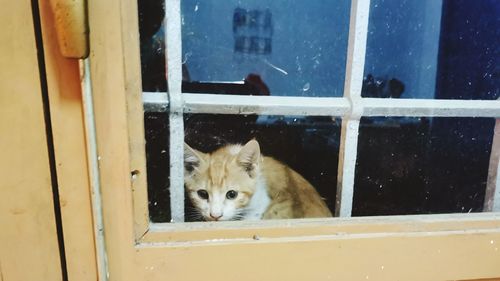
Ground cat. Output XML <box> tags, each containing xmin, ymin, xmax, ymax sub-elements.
<box><xmin>184</xmin><ymin>139</ymin><xmax>332</xmax><ymax>221</ymax></box>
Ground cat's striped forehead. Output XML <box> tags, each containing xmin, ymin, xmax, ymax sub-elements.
<box><xmin>207</xmin><ymin>157</ymin><xmax>227</xmax><ymax>187</ymax></box>
<box><xmin>206</xmin><ymin>145</ymin><xmax>242</xmax><ymax>186</ymax></box>
<box><xmin>184</xmin><ymin>141</ymin><xmax>259</xmax><ymax>196</ymax></box>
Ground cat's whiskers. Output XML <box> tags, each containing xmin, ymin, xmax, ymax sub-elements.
<box><xmin>229</xmin><ymin>209</ymin><xmax>250</xmax><ymax>221</ymax></box>
<box><xmin>185</xmin><ymin>206</ymin><xmax>205</xmax><ymax>222</ymax></box>
<box><xmin>230</xmin><ymin>212</ymin><xmax>246</xmax><ymax>221</ymax></box>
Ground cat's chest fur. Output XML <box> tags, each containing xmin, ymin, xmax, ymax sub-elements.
<box><xmin>242</xmin><ymin>177</ymin><xmax>271</xmax><ymax>220</ymax></box>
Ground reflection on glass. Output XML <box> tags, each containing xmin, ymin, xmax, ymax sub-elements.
<box><xmin>181</xmin><ymin>1</ymin><xmax>351</xmax><ymax>97</ymax></box>
<box><xmin>145</xmin><ymin>113</ymin><xmax>341</xmax><ymax>222</ymax></box>
<box><xmin>138</xmin><ymin>0</ymin><xmax>166</xmax><ymax>92</ymax></box>
<box><xmin>353</xmin><ymin>117</ymin><xmax>496</xmax><ymax>216</ymax></box>
<box><xmin>363</xmin><ymin>0</ymin><xmax>499</xmax><ymax>99</ymax></box>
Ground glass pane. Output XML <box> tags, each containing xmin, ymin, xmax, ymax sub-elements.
<box><xmin>363</xmin><ymin>0</ymin><xmax>499</xmax><ymax>100</ymax></box>
<box><xmin>145</xmin><ymin>112</ymin><xmax>171</xmax><ymax>222</ymax></box>
<box><xmin>138</xmin><ymin>0</ymin><xmax>167</xmax><ymax>92</ymax></box>
<box><xmin>353</xmin><ymin>117</ymin><xmax>496</xmax><ymax>216</ymax></box>
<box><xmin>145</xmin><ymin>113</ymin><xmax>341</xmax><ymax>222</ymax></box>
<box><xmin>181</xmin><ymin>1</ymin><xmax>351</xmax><ymax>97</ymax></box>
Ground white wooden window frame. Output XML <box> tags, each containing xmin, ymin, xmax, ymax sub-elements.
<box><xmin>142</xmin><ymin>0</ymin><xmax>500</xmax><ymax>224</ymax></box>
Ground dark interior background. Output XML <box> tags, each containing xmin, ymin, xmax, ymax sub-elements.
<box><xmin>145</xmin><ymin>114</ymin><xmax>340</xmax><ymax>222</ymax></box>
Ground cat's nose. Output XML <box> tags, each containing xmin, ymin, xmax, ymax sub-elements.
<box><xmin>209</xmin><ymin>213</ymin><xmax>223</xmax><ymax>220</ymax></box>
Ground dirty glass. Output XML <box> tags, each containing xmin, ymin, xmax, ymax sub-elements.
<box><xmin>363</xmin><ymin>0</ymin><xmax>499</xmax><ymax>100</ymax></box>
<box><xmin>144</xmin><ymin>112</ymin><xmax>170</xmax><ymax>222</ymax></box>
<box><xmin>139</xmin><ymin>0</ymin><xmax>352</xmax><ymax>96</ymax></box>
<box><xmin>138</xmin><ymin>0</ymin><xmax>167</xmax><ymax>92</ymax></box>
<box><xmin>353</xmin><ymin>117</ymin><xmax>496</xmax><ymax>216</ymax></box>
<box><xmin>139</xmin><ymin>0</ymin><xmax>499</xmax><ymax>223</ymax></box>
<box><xmin>145</xmin><ymin>113</ymin><xmax>341</xmax><ymax>222</ymax></box>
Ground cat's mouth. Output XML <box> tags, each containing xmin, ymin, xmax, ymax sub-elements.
<box><xmin>204</xmin><ymin>214</ymin><xmax>244</xmax><ymax>221</ymax></box>
<box><xmin>207</xmin><ymin>212</ymin><xmax>247</xmax><ymax>221</ymax></box>
<box><xmin>205</xmin><ymin>216</ymin><xmax>222</xmax><ymax>222</ymax></box>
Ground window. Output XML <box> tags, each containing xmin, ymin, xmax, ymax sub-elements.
<box><xmin>86</xmin><ymin>0</ymin><xmax>500</xmax><ymax>279</ymax></box>
<box><xmin>139</xmin><ymin>0</ymin><xmax>500</xmax><ymax>224</ymax></box>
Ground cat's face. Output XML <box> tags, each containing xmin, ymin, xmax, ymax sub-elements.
<box><xmin>184</xmin><ymin>140</ymin><xmax>261</xmax><ymax>221</ymax></box>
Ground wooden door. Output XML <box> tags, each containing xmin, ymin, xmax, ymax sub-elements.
<box><xmin>0</xmin><ymin>1</ymin><xmax>62</xmax><ymax>280</ymax></box>
<box><xmin>1</xmin><ymin>1</ymin><xmax>98</xmax><ymax>280</ymax></box>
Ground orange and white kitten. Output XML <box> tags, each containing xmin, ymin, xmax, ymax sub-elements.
<box><xmin>184</xmin><ymin>139</ymin><xmax>332</xmax><ymax>221</ymax></box>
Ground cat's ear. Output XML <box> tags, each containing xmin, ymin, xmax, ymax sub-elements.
<box><xmin>237</xmin><ymin>139</ymin><xmax>261</xmax><ymax>175</ymax></box>
<box><xmin>184</xmin><ymin>143</ymin><xmax>203</xmax><ymax>174</ymax></box>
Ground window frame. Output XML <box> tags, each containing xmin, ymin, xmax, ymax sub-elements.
<box><xmin>85</xmin><ymin>0</ymin><xmax>500</xmax><ymax>279</ymax></box>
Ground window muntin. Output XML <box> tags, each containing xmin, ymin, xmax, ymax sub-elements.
<box><xmin>138</xmin><ymin>0</ymin><xmax>500</xmax><ymax>224</ymax></box>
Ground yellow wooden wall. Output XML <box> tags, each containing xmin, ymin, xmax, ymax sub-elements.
<box><xmin>0</xmin><ymin>0</ymin><xmax>62</xmax><ymax>280</ymax></box>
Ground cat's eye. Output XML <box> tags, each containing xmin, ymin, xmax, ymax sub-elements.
<box><xmin>225</xmin><ymin>190</ymin><xmax>238</xmax><ymax>200</ymax></box>
<box><xmin>197</xmin><ymin>190</ymin><xmax>209</xmax><ymax>200</ymax></box>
